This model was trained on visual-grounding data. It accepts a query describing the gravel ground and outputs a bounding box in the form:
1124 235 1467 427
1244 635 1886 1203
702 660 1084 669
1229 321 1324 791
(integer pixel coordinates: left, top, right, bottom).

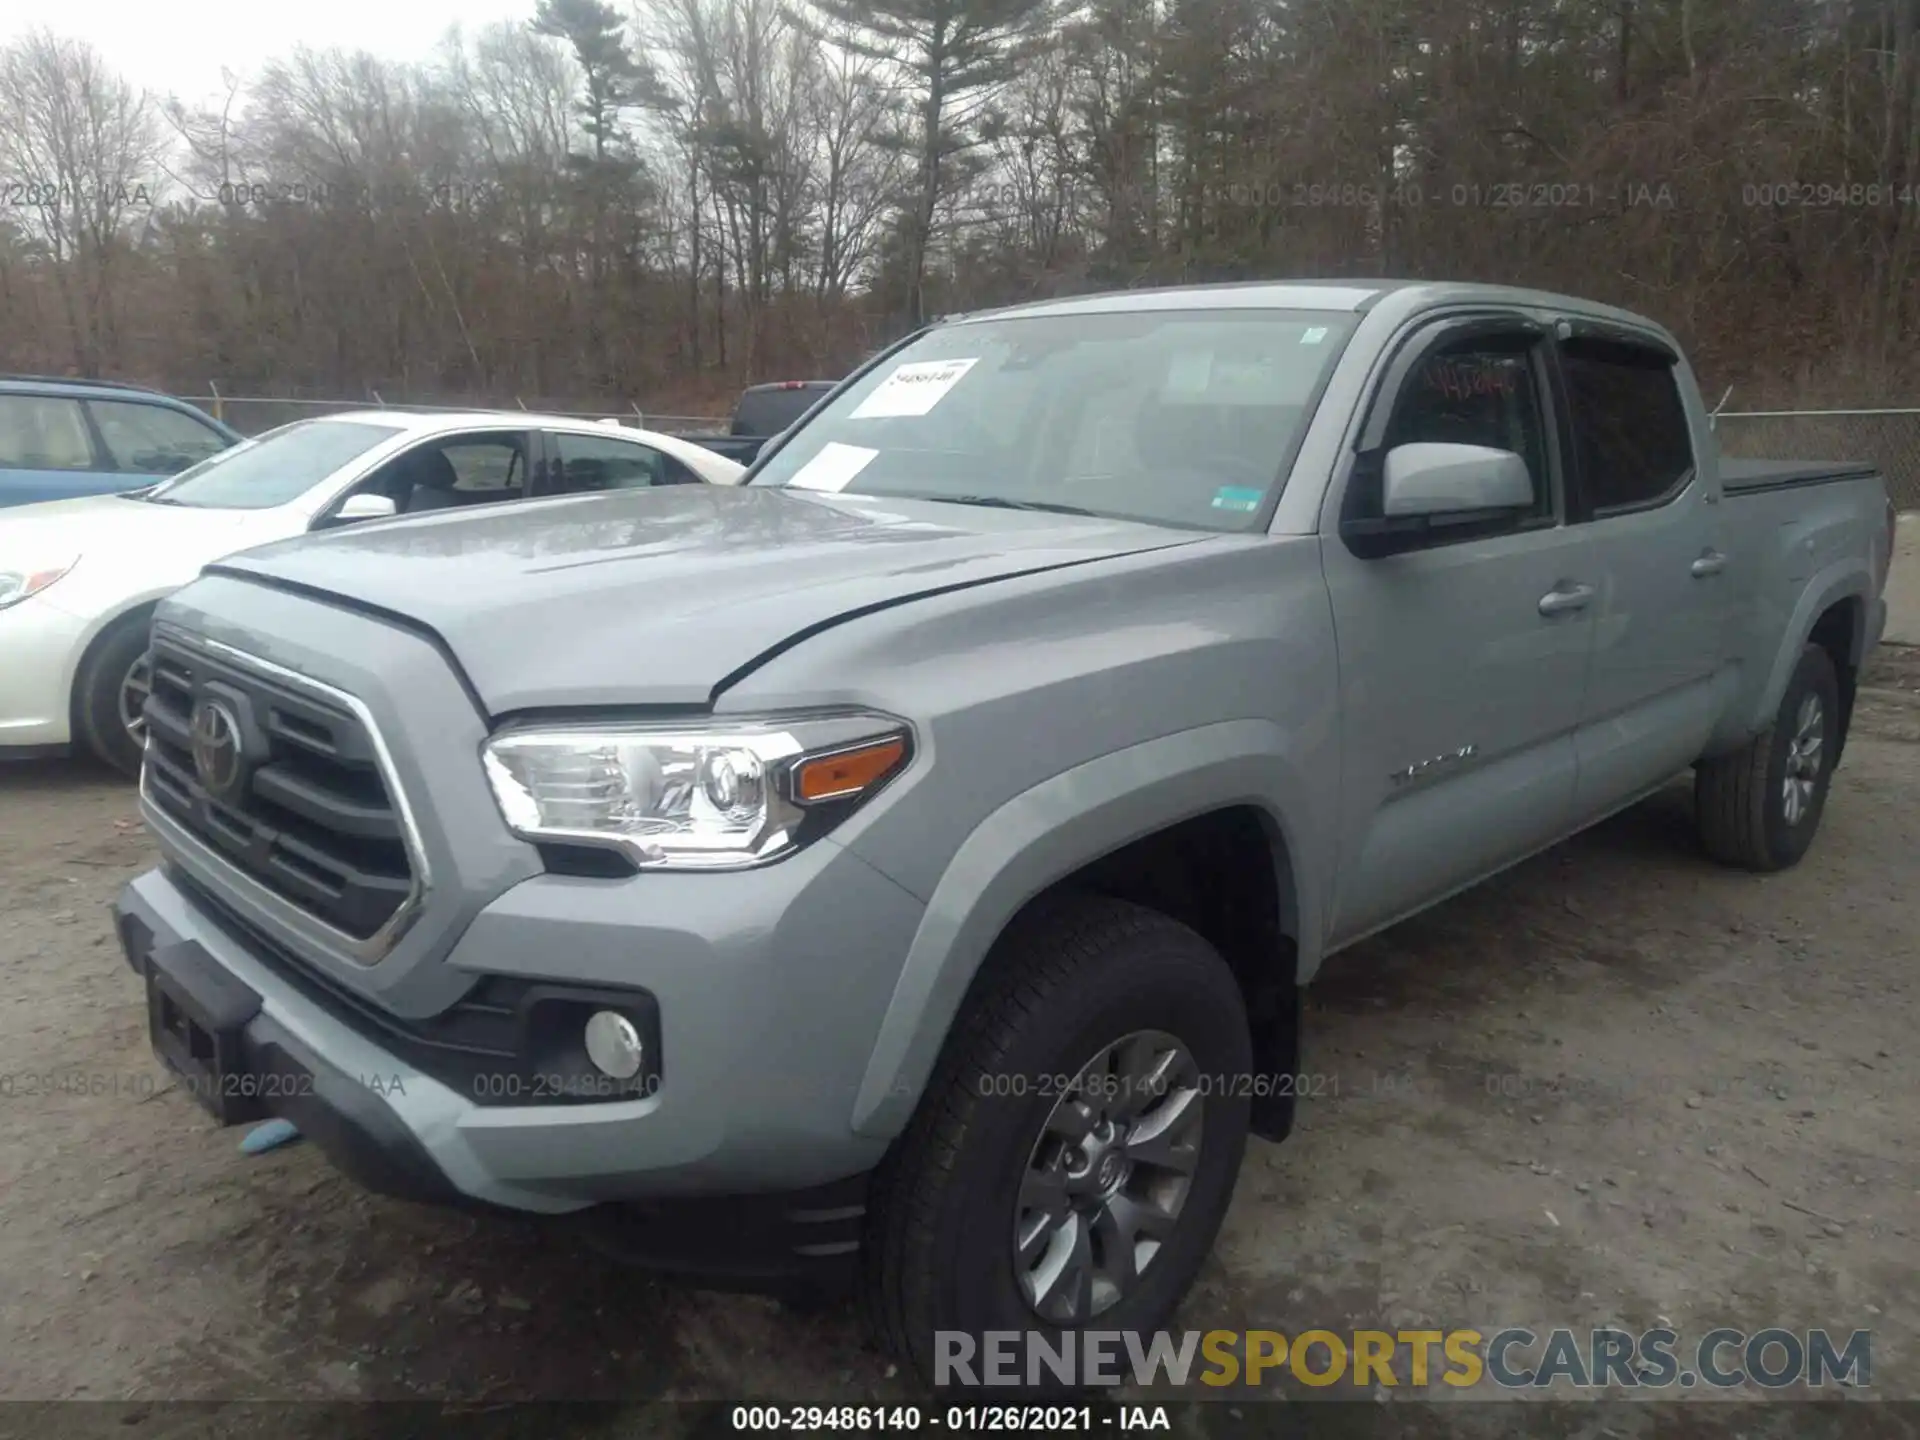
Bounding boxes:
2 651 1916 1437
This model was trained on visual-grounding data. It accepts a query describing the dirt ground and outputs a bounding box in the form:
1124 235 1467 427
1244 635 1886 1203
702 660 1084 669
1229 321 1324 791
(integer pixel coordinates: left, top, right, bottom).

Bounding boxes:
2 652 1917 1436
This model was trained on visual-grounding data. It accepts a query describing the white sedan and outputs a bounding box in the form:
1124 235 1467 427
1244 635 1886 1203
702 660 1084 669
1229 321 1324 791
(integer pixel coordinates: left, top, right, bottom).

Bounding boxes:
0 409 744 775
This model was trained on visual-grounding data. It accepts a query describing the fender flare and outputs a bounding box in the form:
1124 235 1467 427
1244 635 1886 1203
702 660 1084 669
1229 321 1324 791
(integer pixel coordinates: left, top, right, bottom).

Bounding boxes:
1743 561 1870 737
848 719 1322 1139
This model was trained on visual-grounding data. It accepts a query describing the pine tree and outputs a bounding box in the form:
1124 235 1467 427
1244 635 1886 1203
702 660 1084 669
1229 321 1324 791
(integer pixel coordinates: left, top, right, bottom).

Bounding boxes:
793 0 1053 330
532 0 664 162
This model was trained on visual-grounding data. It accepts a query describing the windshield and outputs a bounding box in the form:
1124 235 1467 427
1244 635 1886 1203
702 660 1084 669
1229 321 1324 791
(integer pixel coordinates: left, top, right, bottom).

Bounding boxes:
749 308 1357 530
144 418 403 509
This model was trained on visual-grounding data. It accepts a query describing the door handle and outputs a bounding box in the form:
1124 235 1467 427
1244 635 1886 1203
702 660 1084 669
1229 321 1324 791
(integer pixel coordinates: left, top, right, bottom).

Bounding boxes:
1538 583 1595 616
1691 550 1727 578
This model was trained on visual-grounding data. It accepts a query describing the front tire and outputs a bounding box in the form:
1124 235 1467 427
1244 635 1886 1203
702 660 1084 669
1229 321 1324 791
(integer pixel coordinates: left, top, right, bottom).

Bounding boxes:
1695 643 1840 871
74 615 153 779
862 894 1253 1391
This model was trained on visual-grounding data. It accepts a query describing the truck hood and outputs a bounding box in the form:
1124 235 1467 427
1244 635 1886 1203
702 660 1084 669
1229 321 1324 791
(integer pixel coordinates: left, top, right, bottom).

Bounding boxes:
209 485 1202 713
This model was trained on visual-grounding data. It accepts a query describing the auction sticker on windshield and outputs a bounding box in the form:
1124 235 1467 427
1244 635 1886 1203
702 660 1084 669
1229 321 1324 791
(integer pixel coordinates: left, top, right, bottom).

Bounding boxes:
849 358 979 419
786 441 879 492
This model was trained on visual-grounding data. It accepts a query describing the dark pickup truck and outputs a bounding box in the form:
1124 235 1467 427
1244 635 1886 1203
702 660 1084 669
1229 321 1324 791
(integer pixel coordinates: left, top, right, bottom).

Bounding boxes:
680 380 836 465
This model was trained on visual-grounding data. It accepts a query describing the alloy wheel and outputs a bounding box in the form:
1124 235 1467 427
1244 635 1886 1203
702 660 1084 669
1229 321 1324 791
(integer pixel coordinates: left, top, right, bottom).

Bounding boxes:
1012 1029 1205 1322
1782 692 1824 826
119 655 153 748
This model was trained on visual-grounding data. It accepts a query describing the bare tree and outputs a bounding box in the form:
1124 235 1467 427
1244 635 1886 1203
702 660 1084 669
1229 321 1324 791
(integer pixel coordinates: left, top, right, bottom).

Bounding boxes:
9 0 1920 409
802 27 906 303
0 31 164 373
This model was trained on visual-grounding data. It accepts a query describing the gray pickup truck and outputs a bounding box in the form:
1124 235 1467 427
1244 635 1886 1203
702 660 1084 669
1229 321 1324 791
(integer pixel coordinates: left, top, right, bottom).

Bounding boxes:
114 280 1895 1386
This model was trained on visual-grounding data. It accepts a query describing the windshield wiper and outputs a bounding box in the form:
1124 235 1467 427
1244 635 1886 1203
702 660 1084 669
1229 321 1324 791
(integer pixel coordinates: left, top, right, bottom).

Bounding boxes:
919 494 1100 518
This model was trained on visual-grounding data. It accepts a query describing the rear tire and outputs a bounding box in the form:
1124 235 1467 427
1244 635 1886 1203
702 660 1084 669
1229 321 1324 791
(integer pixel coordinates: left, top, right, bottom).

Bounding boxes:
73 614 153 779
861 893 1252 1391
1695 643 1840 872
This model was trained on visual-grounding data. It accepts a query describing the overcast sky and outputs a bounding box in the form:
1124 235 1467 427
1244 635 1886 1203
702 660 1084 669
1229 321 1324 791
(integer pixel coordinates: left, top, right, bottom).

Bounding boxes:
0 0 537 109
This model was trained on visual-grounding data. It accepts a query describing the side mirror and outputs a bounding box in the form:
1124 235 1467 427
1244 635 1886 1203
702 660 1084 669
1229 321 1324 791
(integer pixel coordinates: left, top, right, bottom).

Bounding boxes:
1341 442 1536 559
335 493 398 523
1381 442 1534 517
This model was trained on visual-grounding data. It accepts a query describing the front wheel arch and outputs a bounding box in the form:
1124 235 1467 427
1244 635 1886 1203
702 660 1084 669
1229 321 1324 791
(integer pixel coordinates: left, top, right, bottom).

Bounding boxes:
848 721 1318 1141
69 602 160 771
859 890 1255 1386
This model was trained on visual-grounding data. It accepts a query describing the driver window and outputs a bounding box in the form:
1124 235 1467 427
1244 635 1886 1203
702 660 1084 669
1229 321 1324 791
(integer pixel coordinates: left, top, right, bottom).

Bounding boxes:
87 400 228 475
344 432 528 517
440 438 526 498
1381 337 1551 523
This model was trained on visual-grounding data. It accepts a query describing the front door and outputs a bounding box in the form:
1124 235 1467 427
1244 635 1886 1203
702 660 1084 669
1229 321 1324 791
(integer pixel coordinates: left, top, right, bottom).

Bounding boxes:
1320 315 1598 946
0 394 110 505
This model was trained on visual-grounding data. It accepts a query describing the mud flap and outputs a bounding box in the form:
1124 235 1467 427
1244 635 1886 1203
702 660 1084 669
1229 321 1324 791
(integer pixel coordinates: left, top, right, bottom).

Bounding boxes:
1247 977 1301 1142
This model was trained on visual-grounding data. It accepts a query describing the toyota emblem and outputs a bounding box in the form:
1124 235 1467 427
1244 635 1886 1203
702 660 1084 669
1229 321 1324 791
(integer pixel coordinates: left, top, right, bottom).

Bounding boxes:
189 697 245 798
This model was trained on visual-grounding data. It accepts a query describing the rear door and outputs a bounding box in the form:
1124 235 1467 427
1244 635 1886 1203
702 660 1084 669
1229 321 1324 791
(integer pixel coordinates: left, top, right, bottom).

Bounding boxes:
1553 326 1726 820
1320 313 1598 945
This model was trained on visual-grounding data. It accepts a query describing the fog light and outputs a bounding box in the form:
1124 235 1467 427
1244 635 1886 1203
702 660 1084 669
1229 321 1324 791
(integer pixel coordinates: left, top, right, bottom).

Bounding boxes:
584 1011 644 1080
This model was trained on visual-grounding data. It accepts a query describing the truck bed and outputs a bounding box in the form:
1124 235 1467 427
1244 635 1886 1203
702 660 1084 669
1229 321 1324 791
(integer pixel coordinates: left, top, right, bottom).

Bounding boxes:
1721 458 1880 494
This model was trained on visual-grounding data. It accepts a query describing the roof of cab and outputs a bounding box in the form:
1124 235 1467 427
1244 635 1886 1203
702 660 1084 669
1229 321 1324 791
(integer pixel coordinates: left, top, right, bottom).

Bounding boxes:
948 278 1669 335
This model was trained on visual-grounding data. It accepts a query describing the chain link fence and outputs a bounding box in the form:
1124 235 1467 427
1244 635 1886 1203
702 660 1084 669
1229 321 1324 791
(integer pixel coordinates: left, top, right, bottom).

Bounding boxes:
1715 410 1920 511
182 393 727 438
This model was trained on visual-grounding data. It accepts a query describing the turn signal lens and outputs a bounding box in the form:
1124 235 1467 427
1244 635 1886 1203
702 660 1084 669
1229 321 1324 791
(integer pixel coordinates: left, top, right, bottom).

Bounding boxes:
482 712 911 869
0 557 79 611
793 736 907 803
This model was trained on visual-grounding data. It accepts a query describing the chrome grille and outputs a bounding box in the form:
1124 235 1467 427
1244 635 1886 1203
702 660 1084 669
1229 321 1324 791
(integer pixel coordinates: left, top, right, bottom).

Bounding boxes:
140 633 418 947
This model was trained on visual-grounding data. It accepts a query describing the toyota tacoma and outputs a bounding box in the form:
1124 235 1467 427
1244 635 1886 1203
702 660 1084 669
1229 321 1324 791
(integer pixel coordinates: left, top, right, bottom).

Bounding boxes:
112 280 1896 1386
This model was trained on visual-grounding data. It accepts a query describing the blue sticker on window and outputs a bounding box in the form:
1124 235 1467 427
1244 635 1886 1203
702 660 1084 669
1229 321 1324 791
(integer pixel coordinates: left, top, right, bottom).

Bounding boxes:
1210 486 1265 513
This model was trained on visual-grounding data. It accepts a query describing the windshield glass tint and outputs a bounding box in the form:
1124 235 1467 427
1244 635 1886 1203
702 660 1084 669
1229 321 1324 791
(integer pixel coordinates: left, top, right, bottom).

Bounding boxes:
147 419 401 509
749 309 1356 530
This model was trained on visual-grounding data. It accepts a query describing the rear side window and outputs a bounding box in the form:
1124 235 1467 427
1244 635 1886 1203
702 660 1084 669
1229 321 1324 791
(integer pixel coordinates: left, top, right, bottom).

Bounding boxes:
88 399 229 475
1559 339 1694 512
0 395 95 471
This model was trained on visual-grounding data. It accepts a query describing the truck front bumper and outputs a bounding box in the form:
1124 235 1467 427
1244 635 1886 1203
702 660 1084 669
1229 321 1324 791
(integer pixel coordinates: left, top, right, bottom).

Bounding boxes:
112 852 917 1286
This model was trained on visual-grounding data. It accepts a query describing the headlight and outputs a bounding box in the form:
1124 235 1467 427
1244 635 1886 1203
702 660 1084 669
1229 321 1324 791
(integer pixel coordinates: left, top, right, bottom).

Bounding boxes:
0 557 79 611
481 712 911 869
